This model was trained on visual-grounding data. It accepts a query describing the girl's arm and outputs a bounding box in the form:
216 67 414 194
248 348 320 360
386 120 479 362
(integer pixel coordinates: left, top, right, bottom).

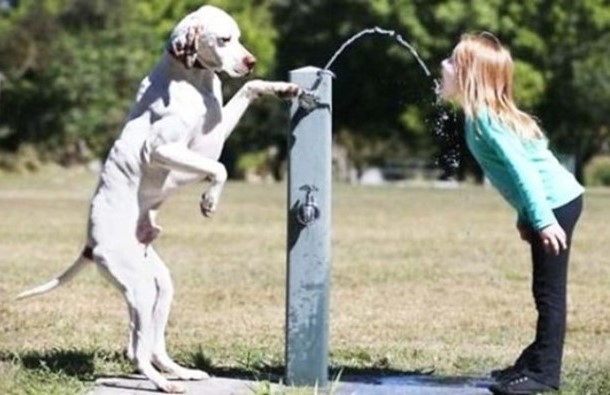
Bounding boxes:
475 114 556 231
479 116 567 254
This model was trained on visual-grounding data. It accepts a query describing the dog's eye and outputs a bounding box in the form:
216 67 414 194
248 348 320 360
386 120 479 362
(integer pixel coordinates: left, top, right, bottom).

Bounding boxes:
219 37 231 44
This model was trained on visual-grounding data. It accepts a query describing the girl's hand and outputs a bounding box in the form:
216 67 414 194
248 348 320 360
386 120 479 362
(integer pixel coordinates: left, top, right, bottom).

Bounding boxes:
538 223 567 255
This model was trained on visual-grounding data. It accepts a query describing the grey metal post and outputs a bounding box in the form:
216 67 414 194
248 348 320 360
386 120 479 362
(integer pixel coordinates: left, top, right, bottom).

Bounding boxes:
286 66 332 387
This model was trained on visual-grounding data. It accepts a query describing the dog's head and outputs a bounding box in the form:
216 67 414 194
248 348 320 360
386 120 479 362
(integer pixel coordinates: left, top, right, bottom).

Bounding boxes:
167 5 256 77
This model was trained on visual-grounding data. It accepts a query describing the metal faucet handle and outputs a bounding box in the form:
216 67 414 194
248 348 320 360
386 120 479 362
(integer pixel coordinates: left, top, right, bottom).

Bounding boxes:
298 89 320 111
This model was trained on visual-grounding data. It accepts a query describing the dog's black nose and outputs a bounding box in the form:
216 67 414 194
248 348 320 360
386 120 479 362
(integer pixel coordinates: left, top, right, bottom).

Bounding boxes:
243 55 257 70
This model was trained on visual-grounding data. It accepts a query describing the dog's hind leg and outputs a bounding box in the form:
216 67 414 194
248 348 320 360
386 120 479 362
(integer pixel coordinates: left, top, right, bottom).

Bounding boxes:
130 272 187 393
147 248 210 380
125 304 137 363
96 246 186 393
95 257 138 364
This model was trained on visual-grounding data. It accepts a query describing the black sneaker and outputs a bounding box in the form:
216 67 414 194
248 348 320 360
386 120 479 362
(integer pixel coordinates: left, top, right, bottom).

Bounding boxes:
490 365 520 382
489 374 555 395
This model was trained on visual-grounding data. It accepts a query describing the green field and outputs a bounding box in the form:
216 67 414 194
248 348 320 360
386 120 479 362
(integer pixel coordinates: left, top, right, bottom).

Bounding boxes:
1 169 609 394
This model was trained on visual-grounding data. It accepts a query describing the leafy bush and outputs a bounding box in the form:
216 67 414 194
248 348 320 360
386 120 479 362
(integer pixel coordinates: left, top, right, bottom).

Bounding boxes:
0 0 280 165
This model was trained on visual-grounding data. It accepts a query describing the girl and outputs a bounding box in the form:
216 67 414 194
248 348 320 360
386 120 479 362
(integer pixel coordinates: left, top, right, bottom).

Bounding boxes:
438 33 584 395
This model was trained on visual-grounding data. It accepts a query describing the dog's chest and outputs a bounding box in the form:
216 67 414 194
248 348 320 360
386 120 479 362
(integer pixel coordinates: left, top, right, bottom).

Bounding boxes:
189 93 224 160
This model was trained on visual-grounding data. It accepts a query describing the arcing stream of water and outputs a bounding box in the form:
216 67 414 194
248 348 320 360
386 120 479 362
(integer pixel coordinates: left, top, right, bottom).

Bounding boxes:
298 26 461 177
298 26 432 109
322 26 431 76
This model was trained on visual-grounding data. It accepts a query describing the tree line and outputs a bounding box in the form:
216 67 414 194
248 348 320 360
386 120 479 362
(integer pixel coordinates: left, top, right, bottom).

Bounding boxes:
0 0 608 182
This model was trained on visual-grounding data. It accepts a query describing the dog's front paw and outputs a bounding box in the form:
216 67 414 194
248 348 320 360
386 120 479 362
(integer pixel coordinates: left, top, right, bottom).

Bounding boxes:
245 80 301 100
269 82 301 99
200 191 219 218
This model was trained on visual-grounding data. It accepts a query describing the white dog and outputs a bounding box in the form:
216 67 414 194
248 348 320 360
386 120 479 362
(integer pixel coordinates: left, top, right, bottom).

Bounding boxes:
17 5 300 393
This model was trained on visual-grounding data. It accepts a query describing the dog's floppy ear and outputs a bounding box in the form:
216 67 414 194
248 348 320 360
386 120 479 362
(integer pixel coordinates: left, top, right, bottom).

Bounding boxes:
168 23 204 69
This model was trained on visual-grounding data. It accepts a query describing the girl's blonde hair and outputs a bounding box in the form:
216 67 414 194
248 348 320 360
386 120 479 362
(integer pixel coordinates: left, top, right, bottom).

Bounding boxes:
452 32 544 139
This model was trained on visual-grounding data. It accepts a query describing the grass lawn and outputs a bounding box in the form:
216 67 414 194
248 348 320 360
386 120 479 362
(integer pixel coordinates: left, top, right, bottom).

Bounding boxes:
1 168 609 394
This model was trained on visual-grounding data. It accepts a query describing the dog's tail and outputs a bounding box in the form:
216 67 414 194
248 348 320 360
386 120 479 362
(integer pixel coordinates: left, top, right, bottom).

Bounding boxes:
16 246 93 300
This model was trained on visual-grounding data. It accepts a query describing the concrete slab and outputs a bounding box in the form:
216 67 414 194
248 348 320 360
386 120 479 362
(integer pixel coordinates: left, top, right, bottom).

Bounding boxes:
91 374 494 395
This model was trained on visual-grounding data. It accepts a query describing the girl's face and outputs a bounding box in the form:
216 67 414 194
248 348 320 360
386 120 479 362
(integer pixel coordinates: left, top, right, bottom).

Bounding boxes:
438 56 459 101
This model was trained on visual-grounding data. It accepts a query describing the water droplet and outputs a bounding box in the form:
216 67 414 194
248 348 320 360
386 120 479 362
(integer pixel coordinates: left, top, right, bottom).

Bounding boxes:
431 101 461 177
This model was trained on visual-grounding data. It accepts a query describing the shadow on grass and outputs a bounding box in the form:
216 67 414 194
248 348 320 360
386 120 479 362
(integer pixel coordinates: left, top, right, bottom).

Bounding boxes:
0 349 126 381
0 347 491 390
187 348 492 389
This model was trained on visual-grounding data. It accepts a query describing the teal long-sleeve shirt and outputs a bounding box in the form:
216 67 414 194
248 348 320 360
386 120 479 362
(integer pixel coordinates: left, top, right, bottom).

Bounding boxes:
465 109 584 230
